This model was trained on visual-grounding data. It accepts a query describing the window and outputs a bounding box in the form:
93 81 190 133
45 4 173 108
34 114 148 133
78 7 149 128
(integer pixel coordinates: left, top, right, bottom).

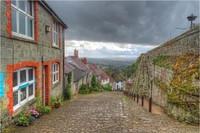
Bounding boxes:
52 20 58 47
13 67 35 110
11 0 34 39
52 63 59 84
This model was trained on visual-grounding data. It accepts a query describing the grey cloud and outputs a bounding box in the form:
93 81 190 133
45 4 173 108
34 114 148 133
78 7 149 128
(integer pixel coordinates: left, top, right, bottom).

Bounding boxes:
47 1 199 45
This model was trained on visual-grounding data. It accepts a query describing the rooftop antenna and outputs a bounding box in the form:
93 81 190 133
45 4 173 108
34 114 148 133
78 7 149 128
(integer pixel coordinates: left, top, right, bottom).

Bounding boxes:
187 14 197 29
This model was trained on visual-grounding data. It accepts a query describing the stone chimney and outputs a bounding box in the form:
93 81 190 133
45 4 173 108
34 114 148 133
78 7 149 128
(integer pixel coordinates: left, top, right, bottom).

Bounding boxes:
81 57 87 65
74 49 78 58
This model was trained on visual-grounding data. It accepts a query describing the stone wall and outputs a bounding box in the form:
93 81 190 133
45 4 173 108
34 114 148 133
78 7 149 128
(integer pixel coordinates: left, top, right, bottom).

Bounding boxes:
132 26 200 124
0 1 65 129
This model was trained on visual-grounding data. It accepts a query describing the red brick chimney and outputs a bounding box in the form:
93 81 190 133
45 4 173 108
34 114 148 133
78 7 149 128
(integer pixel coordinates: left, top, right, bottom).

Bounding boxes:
81 57 87 65
74 49 78 58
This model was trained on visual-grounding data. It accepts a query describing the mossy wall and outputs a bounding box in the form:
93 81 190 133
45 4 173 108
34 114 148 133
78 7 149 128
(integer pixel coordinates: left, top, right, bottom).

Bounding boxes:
132 26 200 124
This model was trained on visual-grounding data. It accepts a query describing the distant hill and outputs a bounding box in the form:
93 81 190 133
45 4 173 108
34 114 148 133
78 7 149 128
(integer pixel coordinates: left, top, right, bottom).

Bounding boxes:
87 58 135 68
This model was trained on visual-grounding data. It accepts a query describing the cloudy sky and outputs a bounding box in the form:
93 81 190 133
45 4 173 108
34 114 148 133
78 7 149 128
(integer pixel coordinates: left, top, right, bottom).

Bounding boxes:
47 0 199 59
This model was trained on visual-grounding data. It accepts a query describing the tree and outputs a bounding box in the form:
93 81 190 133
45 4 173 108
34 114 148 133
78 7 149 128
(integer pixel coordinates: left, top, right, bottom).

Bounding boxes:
91 76 97 88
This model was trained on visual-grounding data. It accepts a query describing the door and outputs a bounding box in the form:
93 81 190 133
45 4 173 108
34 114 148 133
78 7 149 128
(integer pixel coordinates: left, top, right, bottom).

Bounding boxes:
42 65 49 105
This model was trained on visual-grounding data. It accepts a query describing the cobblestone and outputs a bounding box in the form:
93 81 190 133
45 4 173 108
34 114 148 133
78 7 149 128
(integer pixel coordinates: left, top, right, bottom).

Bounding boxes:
8 92 200 133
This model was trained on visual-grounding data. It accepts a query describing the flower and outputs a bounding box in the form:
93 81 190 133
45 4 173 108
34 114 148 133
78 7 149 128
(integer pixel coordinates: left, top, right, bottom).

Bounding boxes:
24 114 29 117
30 110 39 116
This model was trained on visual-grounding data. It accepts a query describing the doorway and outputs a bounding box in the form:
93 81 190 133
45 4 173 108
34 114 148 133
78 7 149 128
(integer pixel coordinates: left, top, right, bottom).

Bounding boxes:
42 65 50 105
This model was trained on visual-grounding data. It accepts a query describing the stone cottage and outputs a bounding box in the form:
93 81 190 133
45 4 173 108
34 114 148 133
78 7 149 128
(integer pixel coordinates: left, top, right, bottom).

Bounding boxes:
0 0 67 128
100 71 110 85
64 62 75 95
87 64 102 82
65 50 91 93
112 73 126 91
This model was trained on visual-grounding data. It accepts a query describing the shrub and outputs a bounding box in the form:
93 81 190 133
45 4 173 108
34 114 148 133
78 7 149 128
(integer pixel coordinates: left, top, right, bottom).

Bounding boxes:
64 84 72 100
91 76 97 88
64 72 72 100
38 106 51 114
102 83 112 91
49 97 56 108
16 112 31 127
79 84 90 94
90 87 101 92
36 97 42 108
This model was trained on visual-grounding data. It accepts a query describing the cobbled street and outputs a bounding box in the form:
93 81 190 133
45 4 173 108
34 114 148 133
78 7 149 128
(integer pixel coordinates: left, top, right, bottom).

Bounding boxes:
10 92 199 133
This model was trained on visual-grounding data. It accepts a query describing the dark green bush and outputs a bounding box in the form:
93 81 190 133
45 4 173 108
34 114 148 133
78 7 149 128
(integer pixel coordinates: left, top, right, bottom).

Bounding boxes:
39 106 51 114
90 87 101 92
79 84 90 94
64 84 72 100
102 83 112 91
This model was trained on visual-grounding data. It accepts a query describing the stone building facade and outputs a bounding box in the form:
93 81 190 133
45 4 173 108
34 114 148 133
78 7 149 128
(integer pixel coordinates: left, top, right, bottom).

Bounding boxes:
0 0 67 129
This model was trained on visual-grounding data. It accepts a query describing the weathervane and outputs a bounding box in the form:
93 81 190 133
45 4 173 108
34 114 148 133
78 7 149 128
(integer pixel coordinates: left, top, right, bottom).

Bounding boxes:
187 14 197 29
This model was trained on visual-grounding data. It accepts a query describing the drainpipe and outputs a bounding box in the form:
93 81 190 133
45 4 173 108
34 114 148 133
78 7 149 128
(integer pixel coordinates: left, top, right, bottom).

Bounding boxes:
63 29 67 98
41 56 44 105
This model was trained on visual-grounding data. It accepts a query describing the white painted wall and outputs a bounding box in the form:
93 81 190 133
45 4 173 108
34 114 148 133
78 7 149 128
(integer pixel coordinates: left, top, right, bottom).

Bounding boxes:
101 78 110 85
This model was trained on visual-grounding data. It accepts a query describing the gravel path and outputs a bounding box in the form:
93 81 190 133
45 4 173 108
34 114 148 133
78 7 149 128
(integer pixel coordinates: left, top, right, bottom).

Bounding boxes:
6 92 199 133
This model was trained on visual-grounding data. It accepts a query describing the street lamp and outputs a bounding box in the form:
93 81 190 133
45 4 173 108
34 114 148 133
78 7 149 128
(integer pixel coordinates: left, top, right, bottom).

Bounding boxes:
187 14 197 29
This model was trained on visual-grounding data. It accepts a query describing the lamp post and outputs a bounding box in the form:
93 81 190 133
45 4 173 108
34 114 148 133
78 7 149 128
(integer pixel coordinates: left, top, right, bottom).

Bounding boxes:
187 14 197 29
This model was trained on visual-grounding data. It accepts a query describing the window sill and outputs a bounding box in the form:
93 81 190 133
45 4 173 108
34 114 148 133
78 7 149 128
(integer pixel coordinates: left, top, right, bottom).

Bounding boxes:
12 98 36 117
52 80 61 88
11 35 38 44
52 45 61 50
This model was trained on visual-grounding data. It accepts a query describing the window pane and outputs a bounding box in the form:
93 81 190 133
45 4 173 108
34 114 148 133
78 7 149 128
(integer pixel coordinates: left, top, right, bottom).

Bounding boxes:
54 21 56 31
12 8 17 32
53 33 56 44
27 18 33 37
53 74 55 82
12 0 16 6
20 70 26 83
56 34 58 45
27 1 32 16
13 91 18 106
28 84 33 96
19 13 25 35
53 64 56 72
28 69 33 81
55 23 57 32
19 0 25 11
13 72 18 87
56 73 58 81
20 88 26 101
56 64 58 71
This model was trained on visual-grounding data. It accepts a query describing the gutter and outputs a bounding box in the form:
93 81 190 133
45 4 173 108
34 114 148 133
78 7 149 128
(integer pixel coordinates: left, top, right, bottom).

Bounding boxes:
39 0 68 29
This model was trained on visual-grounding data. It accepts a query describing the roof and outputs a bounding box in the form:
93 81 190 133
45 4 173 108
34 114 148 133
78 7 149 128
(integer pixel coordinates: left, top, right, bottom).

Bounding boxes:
65 62 75 74
112 73 125 82
101 72 109 80
109 76 115 83
87 64 102 76
66 56 89 72
39 0 68 29
72 64 88 82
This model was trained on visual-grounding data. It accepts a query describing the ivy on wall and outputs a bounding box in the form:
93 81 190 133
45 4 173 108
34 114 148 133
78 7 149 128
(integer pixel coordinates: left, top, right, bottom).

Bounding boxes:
64 72 72 100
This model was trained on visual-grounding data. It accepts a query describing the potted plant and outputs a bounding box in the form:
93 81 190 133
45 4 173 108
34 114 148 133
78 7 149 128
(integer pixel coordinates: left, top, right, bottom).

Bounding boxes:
49 97 56 108
30 110 40 118
55 97 63 108
29 116 36 125
16 112 31 127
